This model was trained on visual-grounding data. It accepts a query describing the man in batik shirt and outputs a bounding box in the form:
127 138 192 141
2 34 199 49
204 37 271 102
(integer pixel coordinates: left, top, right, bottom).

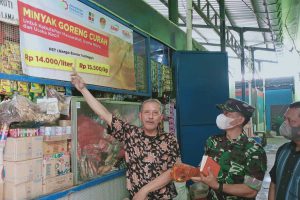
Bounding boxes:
71 73 180 200
192 98 267 200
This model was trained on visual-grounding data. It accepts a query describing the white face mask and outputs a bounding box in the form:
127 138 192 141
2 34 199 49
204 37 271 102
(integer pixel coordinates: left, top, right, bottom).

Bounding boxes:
279 121 300 141
216 114 235 130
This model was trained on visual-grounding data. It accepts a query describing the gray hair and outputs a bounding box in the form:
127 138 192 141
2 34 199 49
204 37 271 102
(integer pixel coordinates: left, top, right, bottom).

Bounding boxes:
141 99 163 113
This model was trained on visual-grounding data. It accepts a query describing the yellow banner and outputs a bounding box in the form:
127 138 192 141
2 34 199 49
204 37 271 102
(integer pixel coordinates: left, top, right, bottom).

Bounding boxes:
24 50 110 76
24 50 74 71
76 59 110 76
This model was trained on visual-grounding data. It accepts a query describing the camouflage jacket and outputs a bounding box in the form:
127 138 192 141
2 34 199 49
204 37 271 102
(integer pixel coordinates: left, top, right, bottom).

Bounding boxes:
205 133 267 200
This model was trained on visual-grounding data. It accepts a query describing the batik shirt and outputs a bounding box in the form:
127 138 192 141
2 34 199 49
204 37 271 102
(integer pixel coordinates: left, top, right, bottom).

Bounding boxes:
107 115 180 199
205 133 267 200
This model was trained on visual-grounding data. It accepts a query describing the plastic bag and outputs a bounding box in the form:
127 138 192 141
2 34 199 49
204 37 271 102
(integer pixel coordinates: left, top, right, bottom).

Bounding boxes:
170 163 201 182
0 94 59 124
189 182 209 200
173 182 190 200
46 88 71 115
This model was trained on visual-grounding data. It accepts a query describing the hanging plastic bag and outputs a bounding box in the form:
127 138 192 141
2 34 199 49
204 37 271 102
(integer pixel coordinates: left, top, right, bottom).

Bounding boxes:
173 182 190 200
189 182 209 200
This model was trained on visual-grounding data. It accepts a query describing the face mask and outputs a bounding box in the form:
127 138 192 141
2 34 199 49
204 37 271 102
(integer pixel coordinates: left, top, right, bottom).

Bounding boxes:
216 114 235 130
279 121 300 141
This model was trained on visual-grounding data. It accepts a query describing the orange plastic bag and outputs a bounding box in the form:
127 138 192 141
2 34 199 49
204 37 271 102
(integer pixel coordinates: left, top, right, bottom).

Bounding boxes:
170 163 201 182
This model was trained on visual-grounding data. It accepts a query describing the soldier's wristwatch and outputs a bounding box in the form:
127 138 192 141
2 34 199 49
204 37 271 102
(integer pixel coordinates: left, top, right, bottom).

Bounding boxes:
217 182 223 193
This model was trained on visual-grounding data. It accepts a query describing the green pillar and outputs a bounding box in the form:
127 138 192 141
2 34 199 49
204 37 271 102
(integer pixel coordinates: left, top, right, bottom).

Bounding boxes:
239 28 246 101
219 0 226 52
168 0 178 25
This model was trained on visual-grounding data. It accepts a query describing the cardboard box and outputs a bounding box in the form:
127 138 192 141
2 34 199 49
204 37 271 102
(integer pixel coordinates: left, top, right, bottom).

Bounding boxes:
43 134 71 142
43 140 68 155
0 182 3 200
42 173 73 195
4 136 43 161
4 179 42 200
42 153 71 179
0 164 4 200
4 158 42 184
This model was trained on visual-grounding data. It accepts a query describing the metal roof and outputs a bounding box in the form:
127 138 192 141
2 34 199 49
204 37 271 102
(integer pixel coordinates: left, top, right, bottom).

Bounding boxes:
143 0 283 58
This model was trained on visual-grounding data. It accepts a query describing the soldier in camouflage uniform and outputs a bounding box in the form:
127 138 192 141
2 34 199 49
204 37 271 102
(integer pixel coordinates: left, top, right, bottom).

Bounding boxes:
192 98 267 200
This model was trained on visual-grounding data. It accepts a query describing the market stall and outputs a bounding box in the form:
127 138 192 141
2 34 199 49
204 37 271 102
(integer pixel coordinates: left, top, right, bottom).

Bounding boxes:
0 1 176 199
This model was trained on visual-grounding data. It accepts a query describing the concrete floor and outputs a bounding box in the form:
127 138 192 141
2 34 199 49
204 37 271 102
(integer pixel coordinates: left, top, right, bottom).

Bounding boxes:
256 136 289 200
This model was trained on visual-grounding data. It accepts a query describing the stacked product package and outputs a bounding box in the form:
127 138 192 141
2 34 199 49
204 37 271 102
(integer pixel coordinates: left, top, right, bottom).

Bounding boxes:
0 40 22 75
0 94 56 200
162 65 173 93
41 120 73 195
0 93 72 199
151 60 159 94
134 55 146 92
3 135 43 200
151 61 173 97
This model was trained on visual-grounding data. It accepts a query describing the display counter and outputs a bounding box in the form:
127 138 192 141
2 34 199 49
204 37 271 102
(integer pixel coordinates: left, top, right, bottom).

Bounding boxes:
71 98 140 184
37 169 128 200
35 98 139 199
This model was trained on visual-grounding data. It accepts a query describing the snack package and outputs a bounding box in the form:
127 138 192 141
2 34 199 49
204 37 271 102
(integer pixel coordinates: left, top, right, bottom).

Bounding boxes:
0 40 22 75
37 98 59 115
17 81 29 96
162 65 173 92
30 83 44 94
46 85 65 95
0 79 13 95
170 163 201 182
46 88 71 116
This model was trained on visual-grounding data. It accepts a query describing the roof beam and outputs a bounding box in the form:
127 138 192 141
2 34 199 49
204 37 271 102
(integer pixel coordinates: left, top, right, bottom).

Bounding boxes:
254 59 277 63
200 43 276 53
192 1 242 57
249 0 268 46
160 0 209 42
199 42 225 47
178 23 271 32
228 56 277 64
159 0 244 56
245 46 276 52
223 3 236 27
